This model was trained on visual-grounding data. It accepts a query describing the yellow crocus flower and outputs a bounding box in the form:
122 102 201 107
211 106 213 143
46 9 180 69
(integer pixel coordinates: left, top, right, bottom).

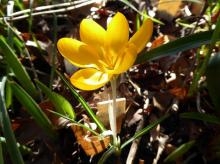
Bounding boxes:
57 12 153 90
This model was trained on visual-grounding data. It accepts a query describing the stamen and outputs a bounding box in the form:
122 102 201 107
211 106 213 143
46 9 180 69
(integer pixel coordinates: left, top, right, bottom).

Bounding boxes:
112 44 127 67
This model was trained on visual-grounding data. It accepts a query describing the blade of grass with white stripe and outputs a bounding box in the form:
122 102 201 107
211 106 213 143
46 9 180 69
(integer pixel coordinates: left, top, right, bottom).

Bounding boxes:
0 77 24 164
0 137 3 164
206 53 220 111
180 112 220 124
0 137 31 156
10 81 57 139
0 36 38 98
98 146 116 164
49 13 57 89
56 70 106 132
189 15 220 96
164 140 195 163
135 30 220 64
5 81 12 109
48 110 99 136
119 0 163 24
121 114 169 149
35 80 75 120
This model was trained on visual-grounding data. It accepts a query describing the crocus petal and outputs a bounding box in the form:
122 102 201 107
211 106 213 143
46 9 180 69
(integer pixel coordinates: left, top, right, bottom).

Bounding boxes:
57 38 101 68
129 18 153 53
107 43 137 74
70 68 112 90
80 19 106 47
106 12 129 53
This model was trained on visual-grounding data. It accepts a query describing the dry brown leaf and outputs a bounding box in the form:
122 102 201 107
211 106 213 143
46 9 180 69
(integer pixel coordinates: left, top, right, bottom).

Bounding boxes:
11 120 21 131
151 35 176 49
157 0 182 21
71 125 110 156
169 87 188 100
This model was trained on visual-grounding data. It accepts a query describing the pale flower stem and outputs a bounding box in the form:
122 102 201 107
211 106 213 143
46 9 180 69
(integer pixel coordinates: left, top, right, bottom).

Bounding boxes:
109 77 117 146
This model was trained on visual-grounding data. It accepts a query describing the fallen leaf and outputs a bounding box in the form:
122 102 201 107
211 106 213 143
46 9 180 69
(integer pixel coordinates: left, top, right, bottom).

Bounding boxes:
71 125 110 156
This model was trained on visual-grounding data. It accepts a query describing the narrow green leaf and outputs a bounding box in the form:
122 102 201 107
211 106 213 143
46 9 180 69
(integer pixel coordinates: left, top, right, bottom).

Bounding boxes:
205 15 220 110
14 0 25 10
164 140 195 163
56 70 106 132
0 77 24 164
119 0 164 24
48 110 99 136
180 112 220 124
10 81 57 139
189 14 220 96
35 80 75 120
49 13 58 89
0 137 3 164
121 114 169 149
206 53 220 111
0 35 38 98
13 36 24 54
5 81 12 109
0 137 31 156
135 30 220 64
98 146 116 164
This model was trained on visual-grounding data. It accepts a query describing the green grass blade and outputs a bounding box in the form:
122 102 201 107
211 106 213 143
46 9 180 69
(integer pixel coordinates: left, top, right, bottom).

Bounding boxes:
121 114 169 149
180 112 220 124
0 77 24 164
98 146 116 164
35 80 75 120
5 81 12 109
56 70 106 132
10 81 57 139
0 137 3 164
49 13 57 89
189 15 220 96
135 30 220 64
14 0 24 10
0 36 38 98
0 137 31 156
164 140 195 163
48 110 99 136
119 0 164 24
206 53 220 111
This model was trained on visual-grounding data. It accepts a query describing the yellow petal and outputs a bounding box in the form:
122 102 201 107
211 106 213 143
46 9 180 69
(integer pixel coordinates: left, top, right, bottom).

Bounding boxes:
80 19 106 47
57 38 100 68
107 43 137 74
129 18 153 53
70 68 112 90
106 12 129 52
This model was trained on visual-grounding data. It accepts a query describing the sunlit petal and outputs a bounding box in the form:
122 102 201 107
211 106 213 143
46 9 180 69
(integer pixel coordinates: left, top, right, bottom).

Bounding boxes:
57 38 100 68
70 68 112 90
129 18 153 53
106 12 129 53
107 43 137 74
80 19 106 47
57 12 153 91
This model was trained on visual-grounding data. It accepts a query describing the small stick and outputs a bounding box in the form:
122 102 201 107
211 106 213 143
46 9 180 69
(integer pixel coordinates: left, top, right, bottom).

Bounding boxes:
152 134 169 164
126 111 145 164
0 0 96 21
